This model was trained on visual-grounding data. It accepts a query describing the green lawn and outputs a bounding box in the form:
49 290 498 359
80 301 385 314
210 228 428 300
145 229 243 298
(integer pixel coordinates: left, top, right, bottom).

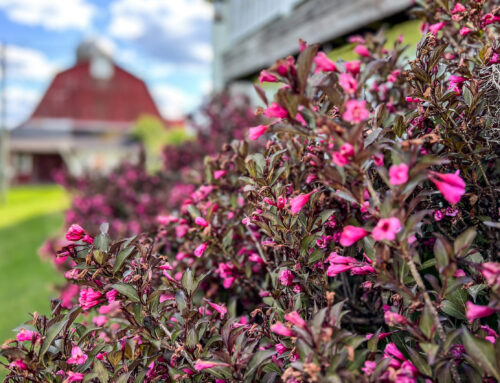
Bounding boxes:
0 185 68 343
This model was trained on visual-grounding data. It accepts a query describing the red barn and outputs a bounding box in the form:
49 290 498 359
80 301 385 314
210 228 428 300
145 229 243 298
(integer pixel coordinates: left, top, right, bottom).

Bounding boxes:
9 40 168 183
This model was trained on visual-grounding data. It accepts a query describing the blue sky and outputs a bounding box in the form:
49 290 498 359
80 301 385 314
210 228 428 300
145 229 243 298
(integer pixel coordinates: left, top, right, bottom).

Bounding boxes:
0 0 213 127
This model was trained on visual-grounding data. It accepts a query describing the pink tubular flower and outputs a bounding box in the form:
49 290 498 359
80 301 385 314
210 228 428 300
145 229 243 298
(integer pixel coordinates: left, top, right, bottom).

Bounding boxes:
385 343 406 361
194 360 230 371
194 242 208 257
66 372 85 382
384 311 409 326
354 45 371 57
265 102 288 119
372 217 402 241
339 143 355 158
106 289 118 302
340 226 368 247
428 170 465 204
78 287 102 311
343 99 369 123
451 3 466 14
248 125 268 140
466 302 495 322
67 345 88 365
480 262 500 286
214 170 227 180
332 152 349 167
259 70 278 83
207 301 227 319
372 153 384 166
65 224 86 241
9 360 28 370
434 210 444 221
290 191 314 214
279 269 294 286
276 343 288 355
339 73 357 94
195 217 209 227
313 52 337 73
429 22 446 35
284 311 307 328
271 322 294 337
361 361 376 376
345 60 361 75
327 263 354 277
16 329 39 342
459 27 471 36
389 163 409 185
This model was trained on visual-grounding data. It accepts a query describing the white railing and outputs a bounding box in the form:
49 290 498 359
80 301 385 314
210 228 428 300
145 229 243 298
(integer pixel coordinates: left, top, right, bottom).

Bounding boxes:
228 0 303 44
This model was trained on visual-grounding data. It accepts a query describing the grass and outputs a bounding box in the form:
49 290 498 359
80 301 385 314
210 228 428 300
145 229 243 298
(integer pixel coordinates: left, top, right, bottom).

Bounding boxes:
0 185 68 343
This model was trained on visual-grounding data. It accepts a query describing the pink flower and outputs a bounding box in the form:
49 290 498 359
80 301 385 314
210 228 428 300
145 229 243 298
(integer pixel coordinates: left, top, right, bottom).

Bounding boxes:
459 26 471 36
207 301 227 319
332 152 349 167
248 125 268 140
65 224 86 241
105 289 118 302
451 3 466 13
276 343 288 355
389 163 409 185
306 173 317 184
385 343 405 361
384 311 409 326
361 360 376 376
92 315 108 326
16 329 39 342
327 263 353 277
259 70 278 83
195 217 209 227
345 60 361 75
271 322 294 337
354 45 371 57
66 372 85 382
454 269 466 277
466 302 495 322
78 287 102 311
339 143 355 158
194 360 230 371
428 170 465 204
214 170 227 180
339 73 357 94
339 226 368 246
67 345 88 365
372 153 384 166
290 191 314 214
372 217 402 241
405 96 423 103
194 242 208 257
284 311 306 328
348 35 365 44
434 210 444 221
481 262 500 286
343 100 369 123
9 360 28 370
279 269 294 286
82 235 93 244
429 22 446 35
313 52 337 73
265 102 288 119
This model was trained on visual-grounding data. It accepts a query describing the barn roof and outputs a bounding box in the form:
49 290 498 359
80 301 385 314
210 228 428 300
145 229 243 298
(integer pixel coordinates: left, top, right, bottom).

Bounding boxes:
29 60 162 125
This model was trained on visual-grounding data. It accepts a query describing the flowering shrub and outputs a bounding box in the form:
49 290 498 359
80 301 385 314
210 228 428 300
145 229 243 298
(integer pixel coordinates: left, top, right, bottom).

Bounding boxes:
2 1 499 382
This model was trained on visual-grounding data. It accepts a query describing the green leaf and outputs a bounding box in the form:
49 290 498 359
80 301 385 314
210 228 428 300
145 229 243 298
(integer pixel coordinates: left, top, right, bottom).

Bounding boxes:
244 349 276 379
419 305 434 338
434 238 449 269
453 228 476 256
462 329 500 380
40 320 68 357
94 233 110 251
113 246 135 274
93 359 109 383
407 347 432 377
111 283 140 303
187 204 201 219
441 300 466 320
463 86 473 107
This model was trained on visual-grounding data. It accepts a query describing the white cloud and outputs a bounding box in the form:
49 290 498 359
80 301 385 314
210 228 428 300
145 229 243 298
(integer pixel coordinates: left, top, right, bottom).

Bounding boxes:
0 0 96 30
1 44 58 81
0 86 40 128
109 0 212 40
151 84 192 120
191 43 213 63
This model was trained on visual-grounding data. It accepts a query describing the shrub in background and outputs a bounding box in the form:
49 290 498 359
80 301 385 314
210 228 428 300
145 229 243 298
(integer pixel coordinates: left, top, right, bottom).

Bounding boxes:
2 1 499 382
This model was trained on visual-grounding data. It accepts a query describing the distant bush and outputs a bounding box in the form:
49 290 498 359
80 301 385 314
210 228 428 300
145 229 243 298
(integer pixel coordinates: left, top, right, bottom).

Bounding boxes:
3 1 499 382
